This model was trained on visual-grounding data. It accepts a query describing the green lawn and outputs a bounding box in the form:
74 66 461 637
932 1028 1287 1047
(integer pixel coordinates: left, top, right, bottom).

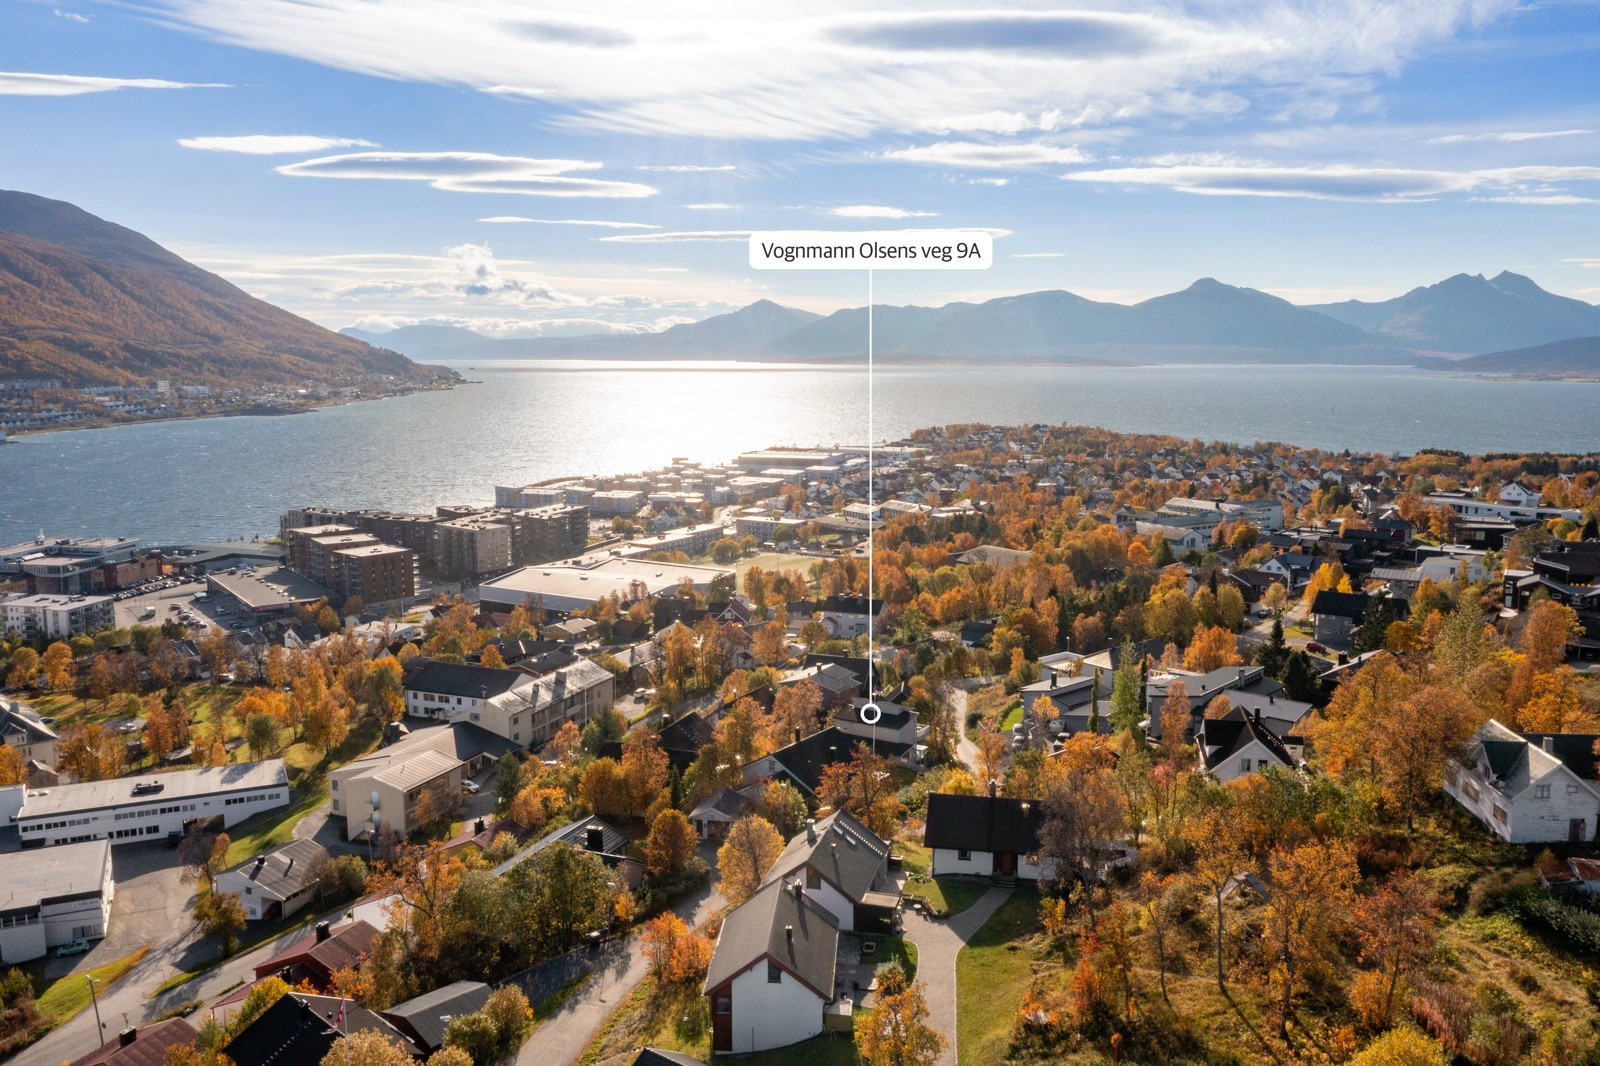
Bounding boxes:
956 888 1040 1066
862 936 918 982
999 702 1025 731
35 946 150 1024
897 843 990 918
223 778 330 866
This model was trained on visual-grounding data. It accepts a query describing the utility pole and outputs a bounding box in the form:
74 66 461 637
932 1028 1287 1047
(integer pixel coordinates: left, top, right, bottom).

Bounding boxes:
86 975 103 1041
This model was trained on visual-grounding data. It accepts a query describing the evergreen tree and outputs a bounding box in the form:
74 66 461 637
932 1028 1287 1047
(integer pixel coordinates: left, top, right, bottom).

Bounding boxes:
1257 617 1288 678
1582 514 1598 542
1087 673 1101 734
1109 641 1144 736
1280 650 1324 705
492 753 523 815
1350 596 1399 655
1153 536 1176 567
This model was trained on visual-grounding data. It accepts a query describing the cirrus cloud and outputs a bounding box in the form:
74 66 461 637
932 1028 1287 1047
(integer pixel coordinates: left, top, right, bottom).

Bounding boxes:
0 70 228 95
828 205 938 218
883 141 1092 169
179 134 377 154
275 151 656 198
1060 159 1600 202
477 216 660 228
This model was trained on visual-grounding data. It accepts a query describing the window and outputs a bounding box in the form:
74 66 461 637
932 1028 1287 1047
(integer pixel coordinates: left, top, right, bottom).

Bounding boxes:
1239 758 1253 773
957 849 971 862
806 868 821 890
767 961 782 983
715 996 731 1014
1492 806 1508 824
1535 784 1551 800
1463 781 1480 801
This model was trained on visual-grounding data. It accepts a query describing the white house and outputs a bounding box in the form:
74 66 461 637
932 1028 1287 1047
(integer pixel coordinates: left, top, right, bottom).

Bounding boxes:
0 840 113 963
704 880 839 1055
924 793 1053 882
1196 709 1299 783
1445 720 1600 843
761 810 897 933
817 596 883 639
215 839 330 921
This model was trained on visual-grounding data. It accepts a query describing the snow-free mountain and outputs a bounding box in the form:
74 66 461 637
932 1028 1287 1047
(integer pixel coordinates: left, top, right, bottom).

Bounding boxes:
351 272 1600 366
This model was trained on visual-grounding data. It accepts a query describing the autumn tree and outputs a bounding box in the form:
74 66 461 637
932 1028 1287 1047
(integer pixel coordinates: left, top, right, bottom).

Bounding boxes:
768 679 826 747
478 643 506 669
1183 625 1243 673
1349 1029 1447 1066
716 814 784 906
856 976 946 1066
620 729 670 816
577 757 630 820
181 830 232 889
1038 734 1125 927
1158 680 1191 761
643 809 697 879
1186 804 1248 992
0 745 24 786
818 745 906 838
320 1030 418 1066
40 642 73 690
751 621 788 665
193 889 247 957
4 647 39 688
1263 839 1360 1037
1354 871 1439 1029
756 779 809 838
58 723 125 782
1519 598 1581 671
642 912 713 988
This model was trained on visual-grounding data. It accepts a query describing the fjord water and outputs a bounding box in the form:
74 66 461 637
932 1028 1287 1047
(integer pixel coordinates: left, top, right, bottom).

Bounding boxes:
4 360 1598 546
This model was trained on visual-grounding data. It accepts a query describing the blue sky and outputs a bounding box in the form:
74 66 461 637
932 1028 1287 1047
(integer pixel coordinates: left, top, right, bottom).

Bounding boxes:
2 0 1598 336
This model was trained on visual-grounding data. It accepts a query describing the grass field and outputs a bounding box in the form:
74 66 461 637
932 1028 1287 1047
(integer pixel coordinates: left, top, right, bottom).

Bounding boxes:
733 552 819 579
898 843 991 919
955 887 1040 1066
35 946 150 1025
863 935 918 982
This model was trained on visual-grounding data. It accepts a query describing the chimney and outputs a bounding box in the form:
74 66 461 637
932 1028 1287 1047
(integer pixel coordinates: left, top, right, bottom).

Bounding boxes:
284 857 293 873
475 818 486 835
794 727 801 745
1542 736 1554 753
315 921 331 942
987 779 997 798
1268 694 1275 705
785 924 794 943
806 820 816 844
119 1027 138 1048
586 826 605 852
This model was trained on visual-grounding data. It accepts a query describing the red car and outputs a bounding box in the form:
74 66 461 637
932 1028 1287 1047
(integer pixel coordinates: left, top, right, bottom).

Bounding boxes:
1305 641 1327 654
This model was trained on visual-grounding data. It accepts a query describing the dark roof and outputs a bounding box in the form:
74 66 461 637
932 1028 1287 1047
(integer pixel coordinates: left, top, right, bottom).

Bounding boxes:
756 727 912 797
1309 590 1370 620
959 619 997 644
385 721 520 763
1519 732 1600 781
402 657 525 699
689 786 756 821
383 980 492 1051
220 838 328 901
834 699 914 731
1196 712 1296 773
924 794 1044 856
71 1018 199 1066
801 654 876 692
704 879 839 998
819 595 883 615
658 708 715 757
483 637 565 665
1106 638 1165 669
225 993 420 1066
763 809 890 903
254 919 379 983
633 1049 706 1066
653 599 710 630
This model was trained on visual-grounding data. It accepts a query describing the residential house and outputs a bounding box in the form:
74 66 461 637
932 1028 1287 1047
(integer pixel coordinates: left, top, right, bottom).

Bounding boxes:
817 596 883 639
1445 720 1600 843
704 879 840 1055
1196 709 1299 783
492 814 641 887
1 696 58 774
760 810 897 933
330 723 514 840
224 991 421 1066
924 793 1051 882
688 786 757 839
1308 590 1371 647
70 1018 200 1066
215 839 330 922
382 981 492 1053
253 919 381 990
742 726 917 802
832 699 921 750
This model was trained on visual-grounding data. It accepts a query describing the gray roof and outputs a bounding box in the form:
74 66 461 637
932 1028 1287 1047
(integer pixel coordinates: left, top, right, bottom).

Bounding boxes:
704 879 839 998
633 1050 706 1066
1 699 56 745
219 838 328 902
762 809 889 904
0 839 109 911
383 980 492 1051
16 760 288 820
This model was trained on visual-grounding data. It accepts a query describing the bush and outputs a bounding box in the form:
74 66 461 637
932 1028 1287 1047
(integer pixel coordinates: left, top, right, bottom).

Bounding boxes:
484 985 533 1049
636 856 709 916
444 1011 498 1063
1467 869 1537 917
1506 888 1600 954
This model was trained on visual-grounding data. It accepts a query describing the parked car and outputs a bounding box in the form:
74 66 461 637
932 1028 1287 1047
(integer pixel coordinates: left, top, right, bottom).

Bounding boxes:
1305 641 1327 653
54 939 89 958
461 779 480 794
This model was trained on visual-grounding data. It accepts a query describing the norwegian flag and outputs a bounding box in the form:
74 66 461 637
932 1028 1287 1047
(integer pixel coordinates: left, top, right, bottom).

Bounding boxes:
323 998 346 1036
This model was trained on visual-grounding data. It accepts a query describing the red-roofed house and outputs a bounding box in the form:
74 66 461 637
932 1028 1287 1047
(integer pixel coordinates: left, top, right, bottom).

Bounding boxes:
71 1017 199 1066
252 919 378 990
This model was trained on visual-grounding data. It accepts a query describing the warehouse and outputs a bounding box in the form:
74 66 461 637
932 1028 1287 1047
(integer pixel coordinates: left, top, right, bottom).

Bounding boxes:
14 761 290 848
477 556 731 614
0 840 114 963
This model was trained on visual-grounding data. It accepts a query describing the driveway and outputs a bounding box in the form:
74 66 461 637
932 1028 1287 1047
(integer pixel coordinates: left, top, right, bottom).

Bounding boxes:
525 839 725 1066
901 886 1012 1066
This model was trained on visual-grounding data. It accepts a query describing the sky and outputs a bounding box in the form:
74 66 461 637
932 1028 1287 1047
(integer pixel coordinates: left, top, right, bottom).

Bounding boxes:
2 0 1599 338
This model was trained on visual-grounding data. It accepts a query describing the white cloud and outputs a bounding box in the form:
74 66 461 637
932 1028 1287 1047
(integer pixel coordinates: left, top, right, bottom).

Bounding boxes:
636 164 738 173
129 0 1517 139
1473 194 1599 205
54 10 89 23
0 71 228 95
599 230 751 243
275 151 656 198
827 205 938 218
1061 160 1600 201
883 141 1091 169
179 134 378 154
969 177 1011 186
1428 129 1593 144
477 216 660 228
684 202 739 210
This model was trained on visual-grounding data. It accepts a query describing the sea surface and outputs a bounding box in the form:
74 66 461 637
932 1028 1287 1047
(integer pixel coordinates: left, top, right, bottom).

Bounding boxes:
4 360 1599 547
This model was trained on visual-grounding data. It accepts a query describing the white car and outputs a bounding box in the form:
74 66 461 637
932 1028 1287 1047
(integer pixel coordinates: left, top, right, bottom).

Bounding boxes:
461 780 480 794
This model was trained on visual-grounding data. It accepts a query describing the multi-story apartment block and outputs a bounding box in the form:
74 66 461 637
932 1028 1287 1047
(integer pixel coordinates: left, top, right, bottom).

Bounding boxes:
329 544 417 604
1 593 115 639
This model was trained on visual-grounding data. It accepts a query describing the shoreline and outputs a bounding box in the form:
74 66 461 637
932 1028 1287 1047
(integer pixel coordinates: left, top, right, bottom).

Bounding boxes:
0 379 461 440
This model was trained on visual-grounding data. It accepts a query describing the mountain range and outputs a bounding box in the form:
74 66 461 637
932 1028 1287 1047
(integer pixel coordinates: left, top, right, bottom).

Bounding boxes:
349 273 1600 370
0 190 447 388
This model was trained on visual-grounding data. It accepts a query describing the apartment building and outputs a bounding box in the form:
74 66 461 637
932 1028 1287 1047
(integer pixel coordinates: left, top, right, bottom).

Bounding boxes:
436 517 513 578
1 593 115 639
328 544 417 603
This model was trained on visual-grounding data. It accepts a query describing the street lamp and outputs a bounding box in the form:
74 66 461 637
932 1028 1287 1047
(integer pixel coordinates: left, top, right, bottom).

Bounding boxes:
86 975 103 1038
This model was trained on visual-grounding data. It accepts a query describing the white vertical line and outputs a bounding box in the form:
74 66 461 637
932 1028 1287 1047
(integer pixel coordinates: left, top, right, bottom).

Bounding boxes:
867 268 874 695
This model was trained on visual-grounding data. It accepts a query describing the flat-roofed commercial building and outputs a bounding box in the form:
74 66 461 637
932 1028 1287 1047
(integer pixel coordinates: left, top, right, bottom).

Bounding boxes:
207 567 330 620
1 593 115 639
736 449 845 472
478 556 732 615
0 537 140 594
590 490 645 515
15 761 289 848
0 840 114 963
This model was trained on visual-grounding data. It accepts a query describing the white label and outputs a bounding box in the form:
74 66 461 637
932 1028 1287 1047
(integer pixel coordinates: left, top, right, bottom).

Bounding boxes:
749 230 992 270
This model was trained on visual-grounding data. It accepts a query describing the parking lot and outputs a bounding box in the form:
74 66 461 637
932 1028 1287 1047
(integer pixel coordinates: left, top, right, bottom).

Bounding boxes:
111 578 256 635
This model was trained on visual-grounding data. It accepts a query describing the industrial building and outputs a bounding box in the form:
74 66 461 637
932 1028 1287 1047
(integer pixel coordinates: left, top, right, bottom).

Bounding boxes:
0 840 114 963
477 555 732 614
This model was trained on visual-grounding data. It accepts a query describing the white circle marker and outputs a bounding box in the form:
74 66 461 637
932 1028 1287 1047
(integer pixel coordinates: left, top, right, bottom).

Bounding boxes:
859 702 882 725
